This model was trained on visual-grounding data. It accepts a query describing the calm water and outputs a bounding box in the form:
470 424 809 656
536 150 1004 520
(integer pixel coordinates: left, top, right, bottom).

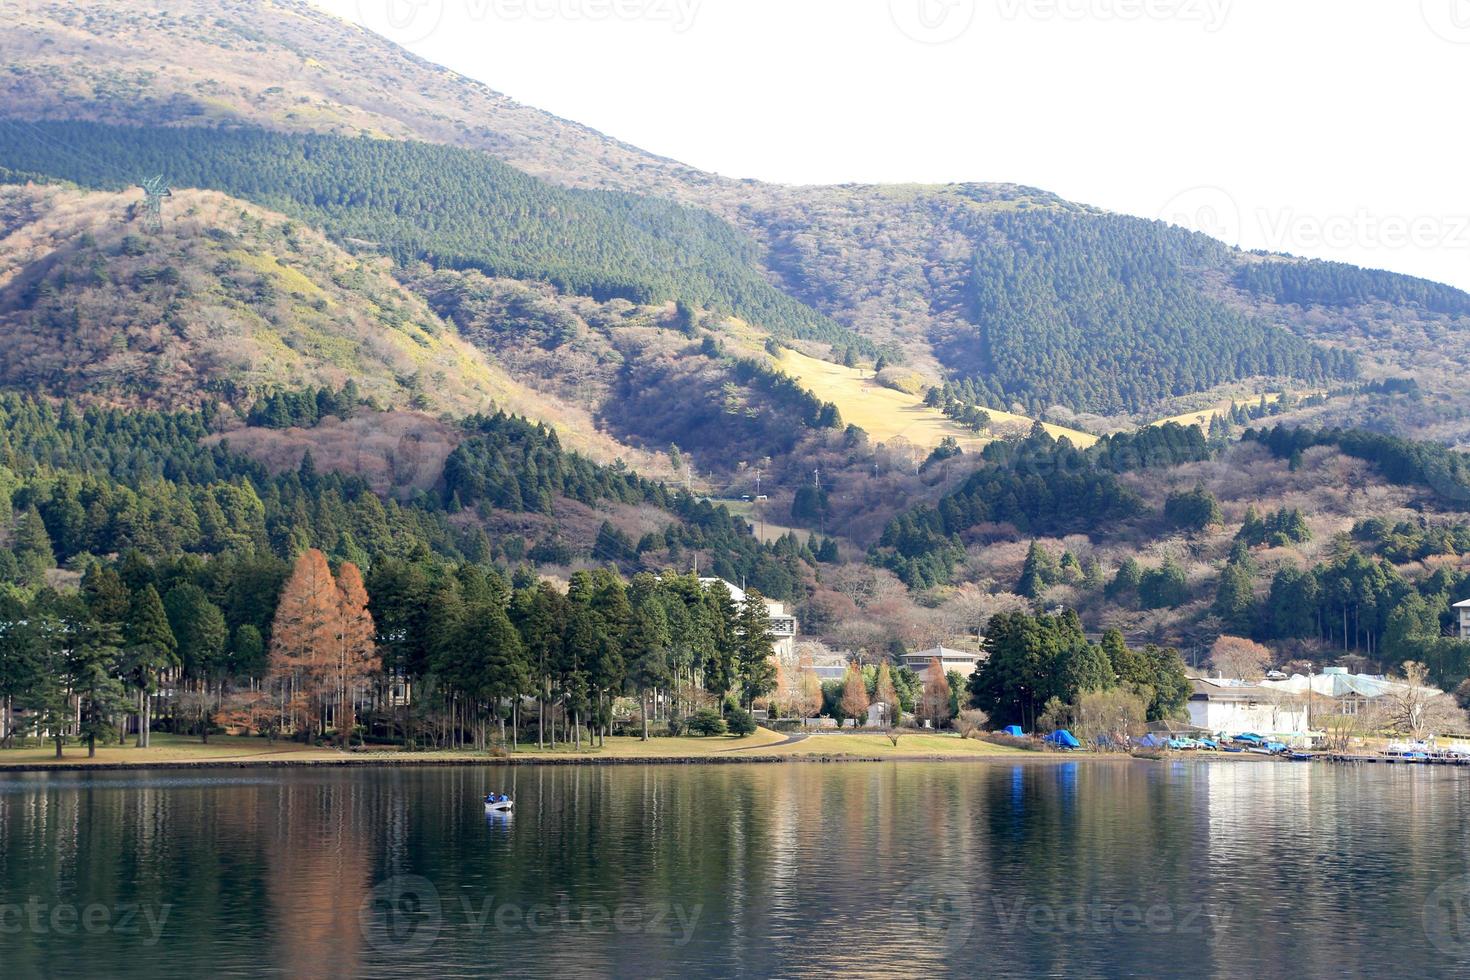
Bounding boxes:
2 759 1470 978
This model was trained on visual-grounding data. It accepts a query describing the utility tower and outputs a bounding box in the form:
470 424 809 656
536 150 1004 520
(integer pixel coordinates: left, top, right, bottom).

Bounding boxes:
138 175 172 232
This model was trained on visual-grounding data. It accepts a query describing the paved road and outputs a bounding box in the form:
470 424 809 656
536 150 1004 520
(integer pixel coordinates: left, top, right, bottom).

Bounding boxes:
723 732 809 752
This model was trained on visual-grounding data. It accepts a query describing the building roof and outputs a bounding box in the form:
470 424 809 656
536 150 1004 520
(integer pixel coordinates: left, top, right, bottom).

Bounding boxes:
904 646 983 662
1454 599 1470 609
1189 677 1279 702
1260 671 1440 700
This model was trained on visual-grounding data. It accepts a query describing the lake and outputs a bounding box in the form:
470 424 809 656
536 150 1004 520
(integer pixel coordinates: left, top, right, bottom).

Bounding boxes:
2 759 1469 978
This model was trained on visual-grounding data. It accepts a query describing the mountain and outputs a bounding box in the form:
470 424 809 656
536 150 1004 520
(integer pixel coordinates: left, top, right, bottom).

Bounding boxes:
5 0 1467 425
0 181 669 469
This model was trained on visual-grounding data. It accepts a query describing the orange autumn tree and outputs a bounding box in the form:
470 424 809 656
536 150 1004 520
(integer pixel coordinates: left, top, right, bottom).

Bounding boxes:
333 561 377 748
269 549 341 737
840 661 870 726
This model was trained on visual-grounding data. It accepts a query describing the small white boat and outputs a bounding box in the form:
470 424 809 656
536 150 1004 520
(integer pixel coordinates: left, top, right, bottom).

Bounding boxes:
484 797 514 813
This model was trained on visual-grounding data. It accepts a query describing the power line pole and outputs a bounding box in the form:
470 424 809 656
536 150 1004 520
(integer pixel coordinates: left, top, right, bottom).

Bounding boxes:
138 174 171 233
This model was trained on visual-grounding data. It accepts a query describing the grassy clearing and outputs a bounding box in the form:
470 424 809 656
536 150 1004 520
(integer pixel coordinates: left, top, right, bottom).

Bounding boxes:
0 733 339 766
760 732 1026 757
0 728 1033 767
772 348 1098 451
1148 392 1285 430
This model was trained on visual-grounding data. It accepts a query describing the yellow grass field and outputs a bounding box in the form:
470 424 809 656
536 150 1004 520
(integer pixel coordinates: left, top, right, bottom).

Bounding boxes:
1149 392 1288 430
773 348 1099 451
0 729 1031 767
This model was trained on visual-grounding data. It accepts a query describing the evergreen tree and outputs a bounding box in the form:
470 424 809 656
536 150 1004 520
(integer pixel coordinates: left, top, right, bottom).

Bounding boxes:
122 584 177 748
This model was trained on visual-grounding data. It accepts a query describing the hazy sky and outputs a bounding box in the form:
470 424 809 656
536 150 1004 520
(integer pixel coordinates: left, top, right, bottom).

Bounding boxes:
317 0 1469 290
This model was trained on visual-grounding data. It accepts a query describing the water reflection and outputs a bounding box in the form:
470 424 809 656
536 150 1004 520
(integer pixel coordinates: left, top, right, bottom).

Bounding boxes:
2 761 1470 978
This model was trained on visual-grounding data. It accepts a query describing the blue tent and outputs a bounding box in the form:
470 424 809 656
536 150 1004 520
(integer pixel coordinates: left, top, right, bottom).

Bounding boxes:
1136 733 1168 748
1003 725 1025 738
1044 729 1081 749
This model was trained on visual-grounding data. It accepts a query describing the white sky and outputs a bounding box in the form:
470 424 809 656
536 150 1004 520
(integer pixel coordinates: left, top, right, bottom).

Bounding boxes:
317 0 1470 290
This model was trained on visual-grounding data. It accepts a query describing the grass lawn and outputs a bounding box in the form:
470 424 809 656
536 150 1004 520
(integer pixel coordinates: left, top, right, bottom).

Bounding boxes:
761 732 1027 757
0 733 340 767
0 728 1038 768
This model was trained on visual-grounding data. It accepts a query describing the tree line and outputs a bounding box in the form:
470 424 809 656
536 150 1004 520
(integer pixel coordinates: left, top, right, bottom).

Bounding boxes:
0 542 786 753
872 424 1211 588
0 392 811 601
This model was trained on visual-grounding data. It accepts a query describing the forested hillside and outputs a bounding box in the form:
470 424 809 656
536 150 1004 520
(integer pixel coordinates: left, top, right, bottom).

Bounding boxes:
959 213 1357 414
4 0 1465 424
0 392 812 598
0 182 509 413
0 120 866 352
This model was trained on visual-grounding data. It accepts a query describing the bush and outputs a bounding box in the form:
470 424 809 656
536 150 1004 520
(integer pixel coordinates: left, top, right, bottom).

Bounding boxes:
686 708 728 737
666 716 685 737
954 709 989 738
726 708 757 736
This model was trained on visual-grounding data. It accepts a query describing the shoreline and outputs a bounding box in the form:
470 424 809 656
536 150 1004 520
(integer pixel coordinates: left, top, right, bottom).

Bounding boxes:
0 750 1138 774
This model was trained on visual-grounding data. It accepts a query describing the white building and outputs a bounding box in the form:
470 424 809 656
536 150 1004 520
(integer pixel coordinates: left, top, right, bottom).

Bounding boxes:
1187 677 1310 736
1190 667 1443 735
1260 666 1441 717
1455 598 1470 639
700 578 798 662
903 646 984 680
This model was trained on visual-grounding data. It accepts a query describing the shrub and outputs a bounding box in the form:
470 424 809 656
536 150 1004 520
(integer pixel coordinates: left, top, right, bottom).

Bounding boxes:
954 709 989 738
686 708 728 736
726 708 757 736
666 716 685 737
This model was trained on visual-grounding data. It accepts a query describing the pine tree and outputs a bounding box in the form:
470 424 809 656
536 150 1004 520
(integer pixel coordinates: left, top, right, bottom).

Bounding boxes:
123 584 177 748
735 592 778 710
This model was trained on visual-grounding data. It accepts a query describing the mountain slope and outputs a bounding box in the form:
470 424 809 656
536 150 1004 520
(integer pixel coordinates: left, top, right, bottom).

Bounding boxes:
2 0 1467 426
0 181 669 469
